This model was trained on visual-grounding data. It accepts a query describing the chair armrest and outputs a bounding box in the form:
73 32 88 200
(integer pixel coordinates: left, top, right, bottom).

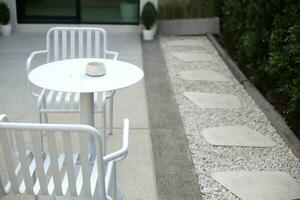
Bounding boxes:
0 114 18 166
26 50 48 76
26 50 48 98
104 119 129 163
105 50 119 60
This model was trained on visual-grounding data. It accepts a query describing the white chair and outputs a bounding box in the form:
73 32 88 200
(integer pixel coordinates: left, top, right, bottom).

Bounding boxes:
26 27 118 135
0 114 129 200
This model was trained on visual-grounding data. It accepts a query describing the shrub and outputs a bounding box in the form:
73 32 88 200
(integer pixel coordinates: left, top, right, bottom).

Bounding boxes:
158 0 184 20
266 1 300 112
141 1 158 30
158 0 219 20
185 0 216 18
0 1 10 25
123 0 138 3
220 0 300 136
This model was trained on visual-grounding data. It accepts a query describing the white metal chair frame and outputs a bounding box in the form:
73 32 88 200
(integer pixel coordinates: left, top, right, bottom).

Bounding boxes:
0 114 129 200
26 27 118 135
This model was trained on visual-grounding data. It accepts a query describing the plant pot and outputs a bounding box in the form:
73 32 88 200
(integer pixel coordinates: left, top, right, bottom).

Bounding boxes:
120 2 138 22
158 17 220 35
143 28 156 41
1 24 12 36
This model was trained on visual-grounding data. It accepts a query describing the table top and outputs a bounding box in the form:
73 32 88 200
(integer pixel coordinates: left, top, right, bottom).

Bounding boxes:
29 58 144 93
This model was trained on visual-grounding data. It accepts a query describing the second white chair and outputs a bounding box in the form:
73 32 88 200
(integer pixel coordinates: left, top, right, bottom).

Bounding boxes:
26 27 118 135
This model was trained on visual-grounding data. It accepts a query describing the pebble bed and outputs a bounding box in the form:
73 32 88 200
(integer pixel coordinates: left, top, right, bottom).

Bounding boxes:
159 36 300 200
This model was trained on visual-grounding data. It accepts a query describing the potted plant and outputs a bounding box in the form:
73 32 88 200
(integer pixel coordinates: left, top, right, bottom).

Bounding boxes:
0 1 11 36
120 0 139 22
141 1 158 40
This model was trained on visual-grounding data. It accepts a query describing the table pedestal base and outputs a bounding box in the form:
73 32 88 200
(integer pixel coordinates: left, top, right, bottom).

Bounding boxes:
80 93 96 157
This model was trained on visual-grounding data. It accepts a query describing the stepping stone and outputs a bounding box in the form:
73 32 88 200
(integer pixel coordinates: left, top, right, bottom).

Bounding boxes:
180 70 230 82
201 126 276 147
212 171 300 200
171 52 214 62
184 92 241 109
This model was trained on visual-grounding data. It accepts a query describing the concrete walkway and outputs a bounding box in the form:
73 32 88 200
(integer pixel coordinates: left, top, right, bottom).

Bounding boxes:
0 32 157 200
142 39 202 200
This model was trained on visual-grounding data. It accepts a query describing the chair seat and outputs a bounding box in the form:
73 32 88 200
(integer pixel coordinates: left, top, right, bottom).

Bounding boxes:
40 90 105 113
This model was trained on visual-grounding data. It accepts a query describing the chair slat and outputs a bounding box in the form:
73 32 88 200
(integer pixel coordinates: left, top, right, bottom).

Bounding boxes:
70 30 76 58
79 134 91 196
61 169 68 195
43 154 51 175
47 176 54 195
75 166 83 196
0 130 19 193
47 132 63 195
90 158 98 196
54 30 60 61
95 31 100 57
62 132 77 196
86 30 92 57
55 91 64 109
14 131 34 194
64 92 73 110
78 30 84 58
73 93 80 110
46 90 55 108
62 30 67 59
30 131 48 195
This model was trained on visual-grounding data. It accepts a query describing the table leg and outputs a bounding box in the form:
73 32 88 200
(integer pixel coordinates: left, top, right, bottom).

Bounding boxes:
109 92 114 135
80 93 96 157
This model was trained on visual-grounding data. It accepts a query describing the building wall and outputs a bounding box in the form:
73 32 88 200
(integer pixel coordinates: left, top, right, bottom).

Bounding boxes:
4 0 157 33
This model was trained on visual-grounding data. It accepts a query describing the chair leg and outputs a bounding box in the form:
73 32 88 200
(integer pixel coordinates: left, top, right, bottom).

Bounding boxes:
39 98 47 154
102 98 106 155
108 95 114 135
42 96 48 124
38 111 43 124
43 112 48 124
38 112 45 154
111 162 117 200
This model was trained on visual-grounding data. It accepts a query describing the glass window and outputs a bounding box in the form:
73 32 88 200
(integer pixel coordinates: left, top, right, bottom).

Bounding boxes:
18 0 139 24
24 0 76 17
81 0 139 23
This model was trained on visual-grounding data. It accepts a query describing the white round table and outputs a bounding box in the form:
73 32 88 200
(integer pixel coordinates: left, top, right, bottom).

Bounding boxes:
29 58 144 155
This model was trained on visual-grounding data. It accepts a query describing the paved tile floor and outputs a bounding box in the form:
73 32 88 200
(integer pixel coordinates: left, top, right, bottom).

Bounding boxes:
0 31 157 200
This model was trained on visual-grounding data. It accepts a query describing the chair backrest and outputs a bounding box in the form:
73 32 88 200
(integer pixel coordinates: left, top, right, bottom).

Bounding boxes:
46 27 109 62
0 116 107 199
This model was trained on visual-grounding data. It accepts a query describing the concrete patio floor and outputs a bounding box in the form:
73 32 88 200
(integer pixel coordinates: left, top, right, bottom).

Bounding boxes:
0 32 157 200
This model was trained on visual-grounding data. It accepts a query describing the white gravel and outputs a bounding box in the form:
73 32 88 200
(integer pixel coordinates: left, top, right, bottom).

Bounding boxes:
159 36 300 200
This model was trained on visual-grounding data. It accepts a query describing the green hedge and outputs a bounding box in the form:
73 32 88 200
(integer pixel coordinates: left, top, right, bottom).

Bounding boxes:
219 0 300 134
158 0 219 19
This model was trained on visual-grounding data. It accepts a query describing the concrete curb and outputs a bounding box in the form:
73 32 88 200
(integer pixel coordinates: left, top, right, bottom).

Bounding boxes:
142 38 203 200
206 33 300 159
